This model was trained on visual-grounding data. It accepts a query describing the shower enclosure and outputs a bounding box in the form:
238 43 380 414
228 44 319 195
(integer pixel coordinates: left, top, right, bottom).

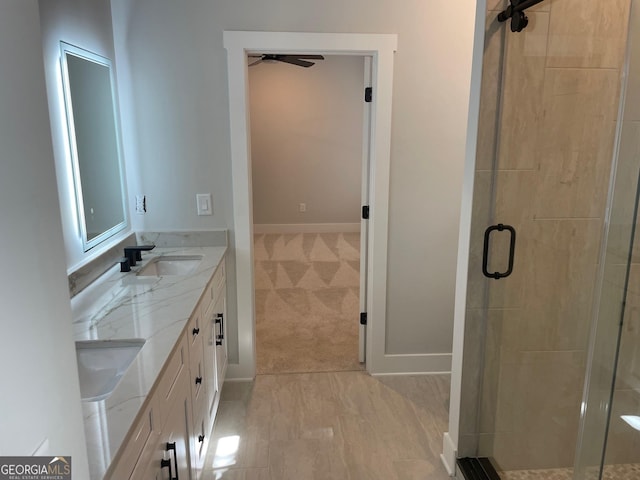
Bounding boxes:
456 0 640 478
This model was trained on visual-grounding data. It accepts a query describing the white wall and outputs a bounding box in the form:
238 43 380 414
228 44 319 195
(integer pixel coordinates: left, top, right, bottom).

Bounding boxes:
39 0 132 272
249 55 364 225
0 1 90 476
112 0 477 364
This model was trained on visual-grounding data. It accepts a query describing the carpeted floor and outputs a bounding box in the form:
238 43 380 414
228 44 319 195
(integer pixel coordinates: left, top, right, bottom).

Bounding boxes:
253 232 364 374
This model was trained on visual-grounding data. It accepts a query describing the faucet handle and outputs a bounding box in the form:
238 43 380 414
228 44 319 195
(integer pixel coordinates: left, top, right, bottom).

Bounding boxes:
124 244 156 266
125 244 156 251
119 257 131 272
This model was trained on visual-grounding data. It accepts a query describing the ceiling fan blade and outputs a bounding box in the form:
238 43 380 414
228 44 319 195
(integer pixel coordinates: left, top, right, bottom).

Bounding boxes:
285 55 325 60
278 57 315 68
248 59 263 67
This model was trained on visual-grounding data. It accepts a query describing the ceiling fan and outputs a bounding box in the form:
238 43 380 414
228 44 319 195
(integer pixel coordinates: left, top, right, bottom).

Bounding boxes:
248 54 325 68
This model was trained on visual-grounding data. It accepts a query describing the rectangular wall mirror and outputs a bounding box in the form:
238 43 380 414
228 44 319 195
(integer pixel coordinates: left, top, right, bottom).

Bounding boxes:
60 42 127 252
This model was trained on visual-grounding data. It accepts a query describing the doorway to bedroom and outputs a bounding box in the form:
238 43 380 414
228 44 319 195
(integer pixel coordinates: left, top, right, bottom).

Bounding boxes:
248 54 368 374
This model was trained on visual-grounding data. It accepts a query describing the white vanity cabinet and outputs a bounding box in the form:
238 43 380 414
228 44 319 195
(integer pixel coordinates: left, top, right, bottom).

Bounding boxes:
190 260 226 478
102 254 227 480
131 364 191 480
203 299 220 427
107 332 192 480
187 304 209 477
202 262 226 437
214 288 227 398
156 335 192 480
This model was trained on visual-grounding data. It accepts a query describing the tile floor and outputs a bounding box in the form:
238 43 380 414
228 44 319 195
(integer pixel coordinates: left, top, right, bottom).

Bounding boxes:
201 372 452 480
245 234 640 479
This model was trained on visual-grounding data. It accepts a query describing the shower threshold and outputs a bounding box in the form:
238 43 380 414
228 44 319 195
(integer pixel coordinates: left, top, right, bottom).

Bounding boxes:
457 457 501 480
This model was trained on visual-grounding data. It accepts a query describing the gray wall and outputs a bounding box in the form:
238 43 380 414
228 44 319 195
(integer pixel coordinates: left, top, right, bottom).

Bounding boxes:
0 1 89 475
111 0 474 361
249 55 364 226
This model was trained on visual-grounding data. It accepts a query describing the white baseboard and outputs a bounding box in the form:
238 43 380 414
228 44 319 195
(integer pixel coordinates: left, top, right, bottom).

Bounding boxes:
441 432 457 477
369 353 452 375
371 371 451 377
253 223 361 234
226 363 255 381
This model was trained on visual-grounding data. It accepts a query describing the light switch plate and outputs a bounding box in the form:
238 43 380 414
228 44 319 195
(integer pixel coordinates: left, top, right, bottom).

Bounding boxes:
196 193 213 216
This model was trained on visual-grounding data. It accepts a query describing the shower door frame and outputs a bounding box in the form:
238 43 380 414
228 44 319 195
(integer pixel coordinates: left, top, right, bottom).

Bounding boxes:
442 0 488 473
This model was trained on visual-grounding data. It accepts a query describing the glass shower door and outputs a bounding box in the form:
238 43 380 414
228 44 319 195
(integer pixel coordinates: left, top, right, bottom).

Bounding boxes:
458 0 633 478
575 1 640 478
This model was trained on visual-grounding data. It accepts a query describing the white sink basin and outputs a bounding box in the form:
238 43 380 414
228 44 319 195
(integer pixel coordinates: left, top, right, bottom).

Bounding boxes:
76 339 145 402
137 255 203 276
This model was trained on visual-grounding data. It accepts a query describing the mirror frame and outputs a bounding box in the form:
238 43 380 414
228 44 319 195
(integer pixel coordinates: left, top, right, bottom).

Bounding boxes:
59 41 128 252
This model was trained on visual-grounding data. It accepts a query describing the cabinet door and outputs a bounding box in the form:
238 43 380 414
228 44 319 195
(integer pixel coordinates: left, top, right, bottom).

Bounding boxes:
162 370 192 480
190 402 209 479
203 299 219 430
129 431 163 480
128 341 192 480
107 402 155 479
214 288 227 391
130 427 188 480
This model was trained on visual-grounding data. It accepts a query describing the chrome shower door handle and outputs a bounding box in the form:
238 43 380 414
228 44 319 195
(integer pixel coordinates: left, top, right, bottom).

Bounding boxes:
482 224 516 280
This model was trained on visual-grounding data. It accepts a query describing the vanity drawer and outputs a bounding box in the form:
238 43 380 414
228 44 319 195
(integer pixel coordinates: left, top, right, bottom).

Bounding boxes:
189 341 205 400
191 370 208 448
211 262 225 303
191 402 209 477
156 332 188 423
201 263 225 319
187 305 203 351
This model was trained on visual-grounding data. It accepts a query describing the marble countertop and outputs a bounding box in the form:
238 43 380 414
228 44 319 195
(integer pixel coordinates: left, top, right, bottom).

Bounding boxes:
70 246 226 479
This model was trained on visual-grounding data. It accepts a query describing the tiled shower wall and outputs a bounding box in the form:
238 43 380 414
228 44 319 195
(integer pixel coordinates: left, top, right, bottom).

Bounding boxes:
460 0 631 472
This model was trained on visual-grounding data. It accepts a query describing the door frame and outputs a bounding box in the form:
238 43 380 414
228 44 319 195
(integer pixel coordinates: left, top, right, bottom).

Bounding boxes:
359 56 373 363
223 31 397 379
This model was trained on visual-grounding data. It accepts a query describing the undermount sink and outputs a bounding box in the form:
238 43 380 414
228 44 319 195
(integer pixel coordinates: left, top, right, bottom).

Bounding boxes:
76 339 145 402
136 255 203 277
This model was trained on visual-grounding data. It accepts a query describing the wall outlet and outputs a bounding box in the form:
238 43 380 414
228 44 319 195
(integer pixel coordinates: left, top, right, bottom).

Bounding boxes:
197 193 213 216
135 195 146 214
298 203 306 213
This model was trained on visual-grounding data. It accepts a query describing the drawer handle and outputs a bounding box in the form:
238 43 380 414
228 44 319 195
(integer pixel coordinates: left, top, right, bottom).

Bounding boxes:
192 327 200 336
215 313 224 345
195 376 202 385
198 434 205 443
160 459 173 478
163 442 178 480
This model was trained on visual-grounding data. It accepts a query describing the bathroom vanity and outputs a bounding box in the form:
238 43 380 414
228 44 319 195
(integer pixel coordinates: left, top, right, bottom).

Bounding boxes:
71 245 227 479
